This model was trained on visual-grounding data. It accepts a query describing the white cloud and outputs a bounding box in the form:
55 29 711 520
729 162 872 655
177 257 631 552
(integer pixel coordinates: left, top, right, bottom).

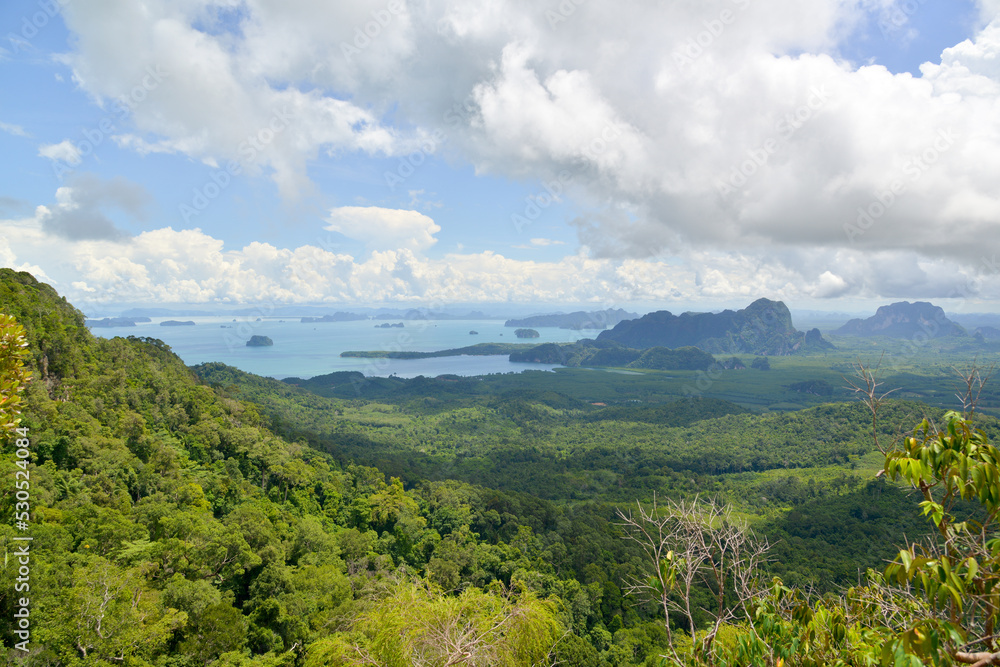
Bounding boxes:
0 237 16 267
4 204 999 310
0 232 52 283
38 140 82 165
514 238 568 249
37 173 151 241
23 0 1000 306
811 270 851 298
57 0 405 200
978 0 1000 25
530 238 565 246
0 122 28 137
325 206 441 252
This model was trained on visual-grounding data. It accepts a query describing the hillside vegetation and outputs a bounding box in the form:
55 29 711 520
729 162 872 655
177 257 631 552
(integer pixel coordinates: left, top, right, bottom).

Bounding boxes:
3 269 997 665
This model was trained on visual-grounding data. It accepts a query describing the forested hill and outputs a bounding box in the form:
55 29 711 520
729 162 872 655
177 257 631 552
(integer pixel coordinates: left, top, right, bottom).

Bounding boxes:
1 269 806 665
4 269 990 665
0 268 93 384
0 270 636 665
196 359 959 491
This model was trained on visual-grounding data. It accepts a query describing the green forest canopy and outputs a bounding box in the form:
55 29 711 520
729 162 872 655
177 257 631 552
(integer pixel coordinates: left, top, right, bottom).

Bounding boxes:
1 268 997 666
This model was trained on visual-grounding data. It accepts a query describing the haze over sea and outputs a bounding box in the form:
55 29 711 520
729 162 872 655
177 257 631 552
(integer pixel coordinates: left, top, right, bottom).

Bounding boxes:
88 317 593 379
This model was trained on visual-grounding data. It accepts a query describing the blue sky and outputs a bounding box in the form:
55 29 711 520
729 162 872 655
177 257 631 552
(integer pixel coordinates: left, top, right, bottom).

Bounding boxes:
1 0 999 314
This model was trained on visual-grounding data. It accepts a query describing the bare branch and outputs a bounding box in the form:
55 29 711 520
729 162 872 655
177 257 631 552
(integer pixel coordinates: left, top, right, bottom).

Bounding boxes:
617 496 771 663
954 650 1000 666
953 358 996 420
843 353 899 455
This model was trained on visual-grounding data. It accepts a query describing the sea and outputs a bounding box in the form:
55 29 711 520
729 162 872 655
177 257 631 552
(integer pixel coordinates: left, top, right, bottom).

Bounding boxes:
88 316 601 379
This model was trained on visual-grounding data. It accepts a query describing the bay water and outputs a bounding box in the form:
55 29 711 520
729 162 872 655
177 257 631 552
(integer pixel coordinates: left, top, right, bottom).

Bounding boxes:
88 316 601 379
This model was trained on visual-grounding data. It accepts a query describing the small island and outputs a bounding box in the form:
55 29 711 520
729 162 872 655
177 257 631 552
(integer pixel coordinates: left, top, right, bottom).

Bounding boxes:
469 330 479 335
340 342 534 359
86 317 145 328
301 312 366 323
375 322 405 328
514 328 540 339
246 335 274 347
160 320 196 327
504 308 638 330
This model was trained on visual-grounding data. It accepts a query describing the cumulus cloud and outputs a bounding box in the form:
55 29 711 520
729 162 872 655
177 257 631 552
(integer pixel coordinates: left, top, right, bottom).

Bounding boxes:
64 3 998 237
811 270 851 298
28 0 1000 305
0 197 30 218
3 207 998 309
36 173 151 241
978 0 1000 24
325 206 441 252
38 140 82 165
57 0 406 200
0 229 52 283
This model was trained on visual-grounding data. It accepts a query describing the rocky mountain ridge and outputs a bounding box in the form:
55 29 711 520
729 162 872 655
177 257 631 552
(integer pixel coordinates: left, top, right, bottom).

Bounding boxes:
596 298 833 356
834 301 966 338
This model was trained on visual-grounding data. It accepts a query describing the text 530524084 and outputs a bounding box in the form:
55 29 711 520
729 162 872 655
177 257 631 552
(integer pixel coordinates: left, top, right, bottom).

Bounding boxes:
11 425 33 653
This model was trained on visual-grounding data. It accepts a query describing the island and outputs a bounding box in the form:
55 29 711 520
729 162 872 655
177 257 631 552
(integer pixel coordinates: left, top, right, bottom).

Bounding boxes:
375 322 405 328
504 308 638 330
514 328 540 339
340 338 719 372
86 316 149 328
341 343 535 359
246 335 274 347
301 312 367 323
160 320 196 327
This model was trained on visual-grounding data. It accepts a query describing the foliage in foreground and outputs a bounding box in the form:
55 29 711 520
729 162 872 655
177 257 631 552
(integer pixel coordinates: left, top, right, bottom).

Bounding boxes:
305 583 563 666
0 314 30 435
631 410 1000 666
3 269 997 667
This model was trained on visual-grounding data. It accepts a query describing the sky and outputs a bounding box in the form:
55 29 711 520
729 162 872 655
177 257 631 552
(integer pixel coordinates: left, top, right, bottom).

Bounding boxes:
1 0 999 316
